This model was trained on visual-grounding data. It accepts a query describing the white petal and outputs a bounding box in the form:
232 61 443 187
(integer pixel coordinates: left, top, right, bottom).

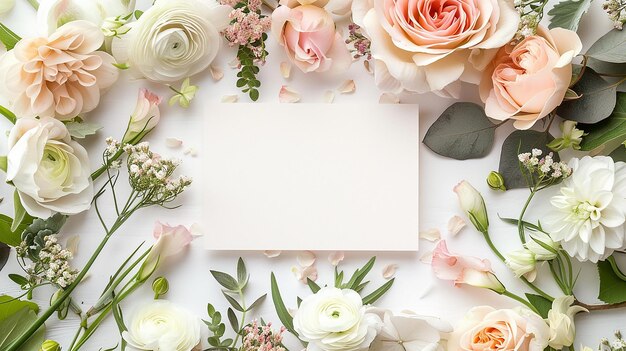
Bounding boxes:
337 80 356 94
264 250 281 258
221 95 238 103
363 60 373 75
382 264 398 279
279 86 300 103
210 65 224 81
280 61 292 79
65 235 80 256
419 228 440 242
419 251 433 264
165 138 183 148
379 93 400 104
447 216 466 236
297 251 316 267
189 223 204 237
328 251 345 266
323 90 335 103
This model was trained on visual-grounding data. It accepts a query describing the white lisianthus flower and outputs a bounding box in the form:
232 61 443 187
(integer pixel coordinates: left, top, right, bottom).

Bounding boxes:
505 248 537 282
37 0 136 35
526 232 559 261
122 300 202 351
293 287 382 351
6 117 93 218
547 296 587 349
453 181 489 233
369 309 451 351
112 0 230 83
544 156 626 262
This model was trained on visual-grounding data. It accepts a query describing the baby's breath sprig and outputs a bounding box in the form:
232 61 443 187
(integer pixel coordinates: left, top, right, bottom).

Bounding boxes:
518 148 572 189
604 0 626 29
513 0 549 42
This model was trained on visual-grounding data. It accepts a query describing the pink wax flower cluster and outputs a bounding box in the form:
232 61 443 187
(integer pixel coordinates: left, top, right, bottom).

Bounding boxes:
220 0 271 64
241 320 286 351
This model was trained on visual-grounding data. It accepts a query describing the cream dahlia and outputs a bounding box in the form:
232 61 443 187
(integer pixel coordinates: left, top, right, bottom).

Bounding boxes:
544 156 626 262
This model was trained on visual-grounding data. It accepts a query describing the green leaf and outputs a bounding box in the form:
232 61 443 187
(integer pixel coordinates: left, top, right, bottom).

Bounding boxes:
8 274 28 287
12 190 27 233
609 144 626 162
598 259 626 303
525 294 553 318
236 257 248 289
0 307 45 351
0 22 21 51
345 257 376 290
547 0 593 31
587 28 626 63
207 303 216 317
0 156 6 172
222 292 245 312
0 243 8 271
134 10 143 19
498 130 558 189
362 278 395 305
270 273 297 337
307 278 321 293
112 62 129 70
587 58 626 76
0 214 28 246
334 268 344 288
0 296 39 322
579 92 626 150
227 307 239 334
210 270 240 291
0 105 16 124
246 294 266 312
250 89 259 102
556 68 617 123
423 102 496 160
65 121 102 139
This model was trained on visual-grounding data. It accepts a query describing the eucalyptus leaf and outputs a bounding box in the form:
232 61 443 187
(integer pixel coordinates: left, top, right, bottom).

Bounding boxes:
547 0 593 31
609 145 626 162
423 102 496 160
587 28 626 63
0 296 39 322
0 307 45 351
579 92 626 150
598 259 626 303
210 270 240 291
525 294 552 318
0 243 8 272
498 130 558 189
65 121 102 139
556 68 617 123
587 58 626 76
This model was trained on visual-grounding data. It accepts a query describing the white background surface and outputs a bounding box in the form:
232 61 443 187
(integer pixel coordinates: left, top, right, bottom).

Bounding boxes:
0 0 625 349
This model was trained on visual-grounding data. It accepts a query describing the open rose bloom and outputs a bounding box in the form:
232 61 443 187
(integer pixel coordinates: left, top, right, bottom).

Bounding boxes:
480 26 582 129
351 0 519 96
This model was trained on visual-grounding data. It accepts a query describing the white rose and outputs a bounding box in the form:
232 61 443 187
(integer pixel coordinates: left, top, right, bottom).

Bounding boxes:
112 0 230 83
6 117 93 218
369 309 451 351
547 296 587 349
37 0 136 35
293 287 382 351
122 300 202 351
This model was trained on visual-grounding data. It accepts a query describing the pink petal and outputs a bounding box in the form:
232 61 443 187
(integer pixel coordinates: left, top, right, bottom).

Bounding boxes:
337 80 356 94
447 216 467 236
297 251 316 267
382 263 398 279
280 61 292 79
279 85 300 103
264 250 282 258
419 228 441 242
328 251 344 266
379 93 400 104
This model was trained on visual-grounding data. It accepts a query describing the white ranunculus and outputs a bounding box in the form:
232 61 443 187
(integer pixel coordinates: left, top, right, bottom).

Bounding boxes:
547 296 587 349
6 117 93 218
122 300 202 351
293 287 382 351
37 0 135 35
369 309 452 351
544 156 626 262
112 0 230 83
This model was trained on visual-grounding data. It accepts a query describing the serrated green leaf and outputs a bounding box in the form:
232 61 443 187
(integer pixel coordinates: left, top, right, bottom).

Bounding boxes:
0 22 20 51
222 292 244 312
270 273 298 337
587 28 626 63
498 130 558 189
362 279 394 305
65 121 103 139
579 92 626 150
423 102 496 160
307 278 320 293
557 68 617 124
211 270 240 291
227 307 239 333
598 259 626 303
246 294 266 312
525 293 552 318
547 0 593 31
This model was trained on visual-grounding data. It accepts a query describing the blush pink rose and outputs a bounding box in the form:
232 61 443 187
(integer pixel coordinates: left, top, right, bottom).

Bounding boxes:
480 26 582 129
448 306 550 351
431 241 504 293
0 20 119 120
351 0 519 97
271 3 352 73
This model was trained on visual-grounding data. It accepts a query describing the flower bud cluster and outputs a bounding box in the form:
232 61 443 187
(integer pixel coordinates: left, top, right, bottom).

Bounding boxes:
241 320 287 351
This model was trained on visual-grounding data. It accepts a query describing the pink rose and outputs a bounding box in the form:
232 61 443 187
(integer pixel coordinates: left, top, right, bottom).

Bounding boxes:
271 3 352 73
480 26 582 129
0 20 118 120
449 306 550 351
352 0 519 96
138 222 193 281
431 241 504 293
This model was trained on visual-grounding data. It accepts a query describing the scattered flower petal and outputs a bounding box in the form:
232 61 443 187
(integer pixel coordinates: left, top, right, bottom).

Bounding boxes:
189 223 204 237
379 93 400 104
419 228 441 242
382 263 398 279
221 95 238 103
183 147 197 157
448 215 466 236
66 235 80 256
209 65 223 81
280 62 291 79
337 80 356 94
279 86 300 103
363 60 373 75
419 251 433 264
264 250 282 258
297 251 316 267
292 265 318 283
328 251 344 266
323 90 335 103
165 138 183 148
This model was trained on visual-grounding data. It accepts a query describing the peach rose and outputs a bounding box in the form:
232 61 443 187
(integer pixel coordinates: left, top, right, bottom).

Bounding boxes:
449 306 550 351
271 2 352 73
0 21 118 120
480 26 582 129
351 0 519 97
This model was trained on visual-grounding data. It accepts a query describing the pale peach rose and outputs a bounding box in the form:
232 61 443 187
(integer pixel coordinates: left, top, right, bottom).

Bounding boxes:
0 20 118 120
351 0 519 97
449 306 550 351
280 0 352 16
271 4 352 74
480 26 582 129
431 240 505 293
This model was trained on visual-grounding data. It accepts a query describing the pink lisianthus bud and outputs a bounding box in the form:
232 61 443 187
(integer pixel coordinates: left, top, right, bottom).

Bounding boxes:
137 221 193 282
454 180 489 233
122 88 162 144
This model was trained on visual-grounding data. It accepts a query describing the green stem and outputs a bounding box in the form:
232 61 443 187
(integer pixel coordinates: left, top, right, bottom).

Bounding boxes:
232 291 247 347
502 290 538 313
518 190 536 244
91 149 123 180
0 104 16 124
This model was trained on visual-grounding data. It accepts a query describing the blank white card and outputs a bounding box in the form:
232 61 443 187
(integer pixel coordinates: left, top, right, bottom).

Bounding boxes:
201 104 418 251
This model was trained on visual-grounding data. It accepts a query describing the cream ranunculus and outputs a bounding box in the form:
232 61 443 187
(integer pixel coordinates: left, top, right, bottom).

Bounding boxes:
6 117 93 218
112 0 230 83
0 21 119 120
449 306 550 351
480 26 582 130
369 309 452 351
293 287 382 351
122 300 202 351
547 296 587 350
36 0 135 36
544 156 626 263
351 0 519 97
